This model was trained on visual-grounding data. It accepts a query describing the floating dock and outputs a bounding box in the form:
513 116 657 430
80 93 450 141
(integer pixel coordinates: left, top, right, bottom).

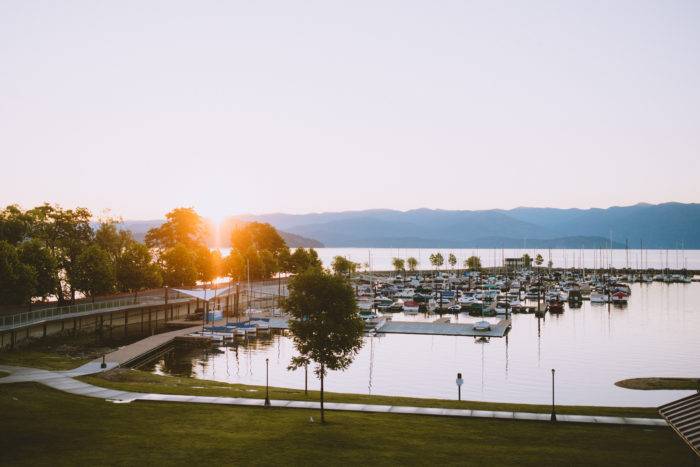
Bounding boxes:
376 318 511 337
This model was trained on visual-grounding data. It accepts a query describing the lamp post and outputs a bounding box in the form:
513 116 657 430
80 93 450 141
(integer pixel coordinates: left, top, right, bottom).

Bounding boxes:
551 368 557 422
264 358 271 407
456 372 464 401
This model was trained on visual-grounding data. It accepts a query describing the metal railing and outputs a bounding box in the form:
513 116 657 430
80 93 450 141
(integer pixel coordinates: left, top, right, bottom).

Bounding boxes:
0 297 166 331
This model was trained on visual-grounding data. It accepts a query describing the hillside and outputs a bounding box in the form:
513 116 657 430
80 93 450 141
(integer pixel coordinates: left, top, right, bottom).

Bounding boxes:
235 202 700 248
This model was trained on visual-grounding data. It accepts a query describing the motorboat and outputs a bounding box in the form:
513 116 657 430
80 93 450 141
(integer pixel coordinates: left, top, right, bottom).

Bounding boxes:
590 293 608 304
611 291 628 304
447 304 462 312
402 300 420 314
473 320 491 332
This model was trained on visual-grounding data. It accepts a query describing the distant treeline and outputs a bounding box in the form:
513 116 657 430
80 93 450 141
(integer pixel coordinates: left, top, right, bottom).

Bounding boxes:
0 205 322 307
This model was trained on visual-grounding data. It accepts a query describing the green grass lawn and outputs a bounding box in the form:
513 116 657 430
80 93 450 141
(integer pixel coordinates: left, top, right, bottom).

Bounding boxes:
0 350 92 371
0 383 691 467
80 369 660 419
616 377 700 391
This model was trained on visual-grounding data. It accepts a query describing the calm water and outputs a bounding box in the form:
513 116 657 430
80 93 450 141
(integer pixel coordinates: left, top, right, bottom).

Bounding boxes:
146 282 700 407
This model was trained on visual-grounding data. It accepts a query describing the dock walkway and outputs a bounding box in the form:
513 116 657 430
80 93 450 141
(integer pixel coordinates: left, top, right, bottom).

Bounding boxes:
377 319 511 337
105 325 202 366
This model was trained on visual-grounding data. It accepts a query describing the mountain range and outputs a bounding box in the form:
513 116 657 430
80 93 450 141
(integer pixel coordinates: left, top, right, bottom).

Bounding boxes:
232 202 700 249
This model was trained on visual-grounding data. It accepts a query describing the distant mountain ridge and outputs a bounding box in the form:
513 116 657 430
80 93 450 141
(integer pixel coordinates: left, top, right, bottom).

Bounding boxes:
233 202 700 249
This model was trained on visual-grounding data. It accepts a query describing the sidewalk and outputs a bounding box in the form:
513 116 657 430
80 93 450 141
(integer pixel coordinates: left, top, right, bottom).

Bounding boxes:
0 362 666 427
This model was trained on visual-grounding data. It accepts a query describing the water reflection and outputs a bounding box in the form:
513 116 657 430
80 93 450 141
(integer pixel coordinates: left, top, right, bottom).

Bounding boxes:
146 283 700 407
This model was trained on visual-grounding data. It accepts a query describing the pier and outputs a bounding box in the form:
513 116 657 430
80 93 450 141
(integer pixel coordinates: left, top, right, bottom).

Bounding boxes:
376 318 511 337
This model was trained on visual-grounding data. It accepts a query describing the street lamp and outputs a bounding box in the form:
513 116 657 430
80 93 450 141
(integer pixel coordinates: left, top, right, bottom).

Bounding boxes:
551 368 557 422
456 372 464 401
264 358 271 407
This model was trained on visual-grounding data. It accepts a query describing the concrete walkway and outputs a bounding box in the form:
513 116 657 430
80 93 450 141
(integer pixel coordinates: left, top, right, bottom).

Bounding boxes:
0 362 666 427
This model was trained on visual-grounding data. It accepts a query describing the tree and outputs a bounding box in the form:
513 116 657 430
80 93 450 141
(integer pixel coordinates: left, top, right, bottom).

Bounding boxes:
0 205 33 245
230 222 288 259
160 244 198 287
406 257 418 273
429 252 444 274
535 254 544 267
0 241 36 306
73 245 115 301
145 207 208 250
116 241 162 302
391 257 405 274
223 249 246 281
18 239 58 301
331 256 357 277
522 253 533 269
95 220 132 263
448 253 457 270
285 268 364 423
195 246 222 284
288 248 322 274
465 256 482 271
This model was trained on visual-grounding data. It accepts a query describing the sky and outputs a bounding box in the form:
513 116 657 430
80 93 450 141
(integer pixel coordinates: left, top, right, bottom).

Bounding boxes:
1 1 699 221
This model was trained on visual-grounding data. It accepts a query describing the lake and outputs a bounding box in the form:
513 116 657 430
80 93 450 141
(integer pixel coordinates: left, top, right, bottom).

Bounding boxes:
144 281 700 407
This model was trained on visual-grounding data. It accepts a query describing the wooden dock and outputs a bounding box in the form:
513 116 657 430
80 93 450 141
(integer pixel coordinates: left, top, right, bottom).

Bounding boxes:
376 319 511 337
105 325 202 367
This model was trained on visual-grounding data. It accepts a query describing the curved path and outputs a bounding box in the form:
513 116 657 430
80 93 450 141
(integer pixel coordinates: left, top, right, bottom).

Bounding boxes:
0 360 666 427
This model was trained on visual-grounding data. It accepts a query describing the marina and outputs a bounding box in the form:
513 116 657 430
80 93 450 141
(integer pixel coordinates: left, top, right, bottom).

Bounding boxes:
142 280 700 408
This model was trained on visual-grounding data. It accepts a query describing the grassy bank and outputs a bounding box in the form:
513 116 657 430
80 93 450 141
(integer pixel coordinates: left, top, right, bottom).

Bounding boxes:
616 377 700 391
0 351 92 371
0 326 186 371
80 369 660 419
0 383 690 467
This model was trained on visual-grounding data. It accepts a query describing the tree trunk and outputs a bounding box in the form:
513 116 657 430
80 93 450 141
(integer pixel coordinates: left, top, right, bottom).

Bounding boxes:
320 363 325 423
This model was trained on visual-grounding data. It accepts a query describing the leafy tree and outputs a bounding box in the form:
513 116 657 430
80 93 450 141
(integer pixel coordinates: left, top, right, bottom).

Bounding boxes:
223 249 246 281
0 205 33 245
406 257 418 272
160 244 198 287
116 241 162 301
522 253 533 269
145 207 208 250
535 254 544 267
73 245 115 301
448 253 457 270
44 206 94 302
0 241 37 305
285 268 364 423
195 246 222 284
288 248 322 273
331 256 357 277
95 220 132 263
230 222 288 259
391 257 405 273
429 252 444 274
18 239 58 301
465 256 482 270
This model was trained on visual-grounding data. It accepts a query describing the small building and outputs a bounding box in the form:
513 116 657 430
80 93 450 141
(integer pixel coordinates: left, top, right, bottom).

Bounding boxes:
503 257 524 270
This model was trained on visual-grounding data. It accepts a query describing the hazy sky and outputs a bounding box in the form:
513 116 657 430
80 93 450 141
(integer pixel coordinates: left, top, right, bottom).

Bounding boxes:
1 1 699 220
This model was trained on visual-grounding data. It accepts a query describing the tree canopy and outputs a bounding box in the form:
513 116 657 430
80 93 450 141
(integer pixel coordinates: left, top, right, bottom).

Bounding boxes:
285 268 364 422
406 257 418 272
145 207 208 250
465 256 482 270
